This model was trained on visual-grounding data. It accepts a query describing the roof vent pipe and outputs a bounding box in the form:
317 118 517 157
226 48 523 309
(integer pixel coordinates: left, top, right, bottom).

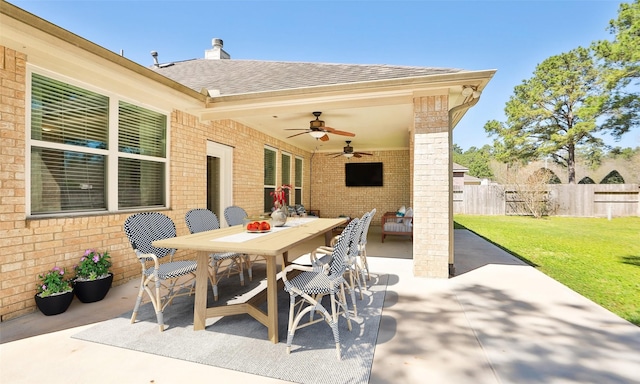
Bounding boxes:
151 51 159 67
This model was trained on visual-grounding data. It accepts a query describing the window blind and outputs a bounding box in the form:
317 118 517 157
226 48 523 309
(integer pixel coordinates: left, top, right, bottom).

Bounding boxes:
118 101 166 157
264 147 277 212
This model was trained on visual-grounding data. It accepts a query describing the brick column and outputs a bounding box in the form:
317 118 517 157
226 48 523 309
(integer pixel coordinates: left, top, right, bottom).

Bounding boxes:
412 95 452 278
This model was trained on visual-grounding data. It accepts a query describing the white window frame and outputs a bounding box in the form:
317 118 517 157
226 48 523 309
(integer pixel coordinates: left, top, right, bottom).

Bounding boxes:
25 67 170 217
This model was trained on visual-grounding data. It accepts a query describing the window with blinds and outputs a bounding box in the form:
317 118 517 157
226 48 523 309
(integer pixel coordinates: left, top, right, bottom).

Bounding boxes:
264 147 276 212
29 73 168 215
281 152 291 205
295 156 303 205
117 101 166 209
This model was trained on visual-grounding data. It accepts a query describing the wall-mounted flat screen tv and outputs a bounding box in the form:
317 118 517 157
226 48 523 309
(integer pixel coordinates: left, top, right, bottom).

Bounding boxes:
345 162 383 187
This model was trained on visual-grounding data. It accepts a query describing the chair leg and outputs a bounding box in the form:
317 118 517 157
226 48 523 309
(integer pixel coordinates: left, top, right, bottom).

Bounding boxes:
329 291 344 360
236 257 245 286
210 261 220 301
244 254 253 281
360 248 370 281
130 274 146 325
286 294 296 355
154 277 165 331
350 263 364 300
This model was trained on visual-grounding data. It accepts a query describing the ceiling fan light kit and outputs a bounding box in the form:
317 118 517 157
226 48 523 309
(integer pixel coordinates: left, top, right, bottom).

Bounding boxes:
327 140 373 159
285 111 355 142
308 131 326 139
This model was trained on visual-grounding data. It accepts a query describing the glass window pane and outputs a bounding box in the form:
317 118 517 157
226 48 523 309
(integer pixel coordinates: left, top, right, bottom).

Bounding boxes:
118 158 165 208
118 101 166 157
264 187 275 213
31 73 109 148
295 157 303 187
281 153 291 185
295 188 302 205
264 148 276 186
31 147 106 214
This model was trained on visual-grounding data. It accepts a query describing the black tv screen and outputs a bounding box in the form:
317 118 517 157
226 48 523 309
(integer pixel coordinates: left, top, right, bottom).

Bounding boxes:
345 162 383 187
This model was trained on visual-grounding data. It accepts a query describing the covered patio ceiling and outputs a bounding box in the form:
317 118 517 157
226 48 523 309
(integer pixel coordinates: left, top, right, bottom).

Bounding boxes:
190 70 496 154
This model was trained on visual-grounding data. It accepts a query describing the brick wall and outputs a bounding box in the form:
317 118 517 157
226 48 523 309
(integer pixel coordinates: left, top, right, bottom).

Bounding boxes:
0 46 315 320
311 150 410 221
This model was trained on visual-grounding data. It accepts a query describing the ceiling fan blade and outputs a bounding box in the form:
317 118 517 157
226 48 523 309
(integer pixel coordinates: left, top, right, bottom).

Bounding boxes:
354 153 362 158
286 131 310 139
331 153 344 158
284 128 310 131
356 152 373 156
329 129 355 137
319 134 330 141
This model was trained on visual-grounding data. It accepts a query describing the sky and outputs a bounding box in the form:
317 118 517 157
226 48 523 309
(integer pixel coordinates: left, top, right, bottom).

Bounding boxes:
8 0 638 151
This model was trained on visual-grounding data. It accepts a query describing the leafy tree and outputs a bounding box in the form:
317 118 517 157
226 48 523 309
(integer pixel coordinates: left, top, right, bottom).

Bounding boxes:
485 47 612 183
608 146 640 160
601 170 625 184
578 176 596 184
591 0 640 146
531 168 562 184
576 145 604 170
452 145 494 179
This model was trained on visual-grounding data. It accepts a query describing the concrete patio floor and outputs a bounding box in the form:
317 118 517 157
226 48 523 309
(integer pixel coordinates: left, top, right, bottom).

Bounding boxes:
1 227 639 383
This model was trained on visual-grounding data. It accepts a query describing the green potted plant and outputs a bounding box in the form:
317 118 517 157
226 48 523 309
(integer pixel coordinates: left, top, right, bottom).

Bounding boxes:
35 266 74 316
73 249 113 303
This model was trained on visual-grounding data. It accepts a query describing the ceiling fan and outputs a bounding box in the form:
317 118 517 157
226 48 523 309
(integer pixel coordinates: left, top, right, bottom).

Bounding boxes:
285 111 355 141
327 141 373 158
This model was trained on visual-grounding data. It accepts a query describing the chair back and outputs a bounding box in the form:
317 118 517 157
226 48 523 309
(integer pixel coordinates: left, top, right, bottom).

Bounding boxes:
328 218 360 278
350 212 370 257
185 208 221 234
123 212 176 259
359 208 376 246
224 205 248 227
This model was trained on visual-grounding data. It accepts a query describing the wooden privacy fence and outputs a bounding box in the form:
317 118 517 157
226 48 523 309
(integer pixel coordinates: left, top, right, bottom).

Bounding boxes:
453 184 640 217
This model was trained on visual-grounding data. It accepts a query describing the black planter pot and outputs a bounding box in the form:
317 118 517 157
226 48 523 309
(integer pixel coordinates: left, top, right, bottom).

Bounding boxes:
74 273 113 303
34 290 74 316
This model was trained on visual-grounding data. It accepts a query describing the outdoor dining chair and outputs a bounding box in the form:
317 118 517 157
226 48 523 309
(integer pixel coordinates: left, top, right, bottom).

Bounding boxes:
123 212 198 332
357 208 376 283
223 205 254 273
223 205 248 227
282 218 360 360
312 209 375 303
185 208 250 301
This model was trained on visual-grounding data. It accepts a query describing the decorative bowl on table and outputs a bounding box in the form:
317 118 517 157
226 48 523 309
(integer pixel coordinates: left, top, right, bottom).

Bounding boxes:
243 217 272 233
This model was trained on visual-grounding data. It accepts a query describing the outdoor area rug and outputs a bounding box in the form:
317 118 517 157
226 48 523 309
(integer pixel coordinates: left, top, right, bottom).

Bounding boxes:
72 263 387 384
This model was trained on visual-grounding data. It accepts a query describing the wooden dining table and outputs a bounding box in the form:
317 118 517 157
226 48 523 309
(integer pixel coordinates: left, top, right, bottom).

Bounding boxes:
152 216 347 344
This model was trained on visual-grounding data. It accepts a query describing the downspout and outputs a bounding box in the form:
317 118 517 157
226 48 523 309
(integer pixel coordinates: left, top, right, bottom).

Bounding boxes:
446 92 481 277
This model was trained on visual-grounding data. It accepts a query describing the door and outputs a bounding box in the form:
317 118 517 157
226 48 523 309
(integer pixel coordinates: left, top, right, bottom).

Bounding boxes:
206 141 233 225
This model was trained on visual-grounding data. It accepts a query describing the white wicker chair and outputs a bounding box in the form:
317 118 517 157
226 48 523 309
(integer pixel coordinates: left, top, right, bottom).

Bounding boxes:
185 208 249 301
282 218 360 360
123 212 198 331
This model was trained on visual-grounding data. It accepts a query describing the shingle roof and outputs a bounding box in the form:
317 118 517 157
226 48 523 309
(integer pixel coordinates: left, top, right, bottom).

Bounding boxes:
151 59 463 96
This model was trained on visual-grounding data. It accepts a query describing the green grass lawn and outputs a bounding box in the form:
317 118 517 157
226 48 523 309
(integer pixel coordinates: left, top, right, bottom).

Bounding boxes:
454 215 640 326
